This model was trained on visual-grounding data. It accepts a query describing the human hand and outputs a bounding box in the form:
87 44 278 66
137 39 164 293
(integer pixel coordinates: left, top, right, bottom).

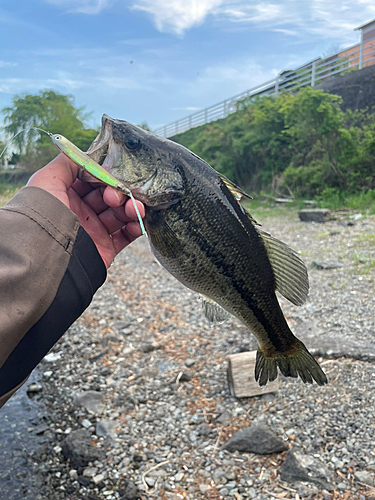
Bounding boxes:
28 153 145 269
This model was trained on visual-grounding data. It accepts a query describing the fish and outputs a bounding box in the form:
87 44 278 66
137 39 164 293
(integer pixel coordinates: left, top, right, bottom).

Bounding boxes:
86 114 327 387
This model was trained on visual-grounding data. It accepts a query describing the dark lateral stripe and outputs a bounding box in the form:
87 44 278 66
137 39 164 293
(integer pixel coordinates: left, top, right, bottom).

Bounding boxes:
0 227 106 398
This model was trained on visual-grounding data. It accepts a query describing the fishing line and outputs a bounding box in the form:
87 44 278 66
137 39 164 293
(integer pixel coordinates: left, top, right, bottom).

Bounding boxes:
0 127 146 235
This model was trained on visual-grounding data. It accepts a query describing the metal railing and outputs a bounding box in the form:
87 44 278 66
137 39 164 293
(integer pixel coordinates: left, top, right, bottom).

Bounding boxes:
154 40 375 138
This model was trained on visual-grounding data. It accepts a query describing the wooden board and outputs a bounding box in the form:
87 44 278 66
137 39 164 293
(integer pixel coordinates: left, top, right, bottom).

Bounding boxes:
227 351 279 398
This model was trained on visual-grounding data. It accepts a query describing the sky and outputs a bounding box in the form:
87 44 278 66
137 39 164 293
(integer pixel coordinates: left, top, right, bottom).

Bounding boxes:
1 0 375 132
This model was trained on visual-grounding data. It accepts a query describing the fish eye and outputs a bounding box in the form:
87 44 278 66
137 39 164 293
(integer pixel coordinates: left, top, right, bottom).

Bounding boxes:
54 135 62 141
124 134 141 152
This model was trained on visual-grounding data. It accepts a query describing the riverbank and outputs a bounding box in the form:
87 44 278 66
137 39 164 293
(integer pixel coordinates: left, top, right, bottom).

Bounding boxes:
1 209 375 500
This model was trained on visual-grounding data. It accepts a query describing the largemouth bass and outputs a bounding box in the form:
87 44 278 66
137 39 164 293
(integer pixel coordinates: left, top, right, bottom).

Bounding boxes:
86 115 327 387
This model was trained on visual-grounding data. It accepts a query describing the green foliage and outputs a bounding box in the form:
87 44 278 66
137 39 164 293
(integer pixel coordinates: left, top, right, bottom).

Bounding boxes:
173 87 375 201
1 90 98 172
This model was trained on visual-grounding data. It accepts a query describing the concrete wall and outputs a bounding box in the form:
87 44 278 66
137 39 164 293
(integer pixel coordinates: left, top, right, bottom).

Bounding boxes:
316 63 375 111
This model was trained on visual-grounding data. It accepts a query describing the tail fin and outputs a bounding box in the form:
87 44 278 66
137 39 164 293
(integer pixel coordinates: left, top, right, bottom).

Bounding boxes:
255 341 327 387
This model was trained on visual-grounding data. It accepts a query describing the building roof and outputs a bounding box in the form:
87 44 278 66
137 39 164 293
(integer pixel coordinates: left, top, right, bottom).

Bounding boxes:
355 18 375 31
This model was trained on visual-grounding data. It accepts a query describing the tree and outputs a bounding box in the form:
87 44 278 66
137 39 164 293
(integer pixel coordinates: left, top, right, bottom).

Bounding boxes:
1 90 98 172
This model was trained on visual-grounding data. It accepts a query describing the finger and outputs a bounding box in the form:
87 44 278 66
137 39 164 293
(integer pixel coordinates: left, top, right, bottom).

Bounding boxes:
71 179 97 198
98 206 130 235
81 187 109 215
99 202 145 235
111 222 144 255
103 186 128 207
124 198 145 220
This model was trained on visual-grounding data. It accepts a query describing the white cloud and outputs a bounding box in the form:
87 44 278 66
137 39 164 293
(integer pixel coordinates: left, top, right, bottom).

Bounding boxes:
43 0 113 15
187 58 278 102
0 61 17 68
131 0 224 35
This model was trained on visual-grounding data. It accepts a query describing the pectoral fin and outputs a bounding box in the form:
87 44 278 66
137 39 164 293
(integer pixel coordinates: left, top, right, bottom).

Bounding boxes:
145 211 182 258
256 227 309 306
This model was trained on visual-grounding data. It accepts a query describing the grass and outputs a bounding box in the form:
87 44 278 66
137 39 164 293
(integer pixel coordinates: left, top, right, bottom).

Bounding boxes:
316 189 375 213
0 183 22 207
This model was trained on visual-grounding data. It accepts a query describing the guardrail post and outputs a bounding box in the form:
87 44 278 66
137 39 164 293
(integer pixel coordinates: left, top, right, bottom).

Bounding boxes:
311 61 316 87
359 31 363 69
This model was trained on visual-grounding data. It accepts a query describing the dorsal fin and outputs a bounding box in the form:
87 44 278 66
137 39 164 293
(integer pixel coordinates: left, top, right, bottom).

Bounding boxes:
256 228 309 306
218 174 253 201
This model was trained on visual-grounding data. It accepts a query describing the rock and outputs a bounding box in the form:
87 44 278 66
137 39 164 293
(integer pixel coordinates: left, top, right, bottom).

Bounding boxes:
354 470 374 486
43 352 61 362
179 370 195 382
119 480 141 500
185 358 196 367
26 383 43 394
74 390 104 414
174 472 184 482
199 484 211 492
222 425 287 454
280 449 334 490
81 419 92 429
92 473 105 485
82 467 98 478
216 410 232 426
61 429 104 469
197 423 212 436
312 260 346 270
298 209 331 223
96 419 118 440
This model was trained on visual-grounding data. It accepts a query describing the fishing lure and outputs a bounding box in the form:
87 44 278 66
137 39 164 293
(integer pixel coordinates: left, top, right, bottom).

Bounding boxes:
0 128 146 235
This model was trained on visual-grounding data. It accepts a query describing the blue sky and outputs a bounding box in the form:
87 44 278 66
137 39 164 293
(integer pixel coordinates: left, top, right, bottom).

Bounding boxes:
1 0 375 131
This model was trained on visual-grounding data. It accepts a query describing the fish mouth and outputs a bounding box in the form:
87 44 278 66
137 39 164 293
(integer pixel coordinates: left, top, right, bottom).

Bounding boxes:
86 114 113 165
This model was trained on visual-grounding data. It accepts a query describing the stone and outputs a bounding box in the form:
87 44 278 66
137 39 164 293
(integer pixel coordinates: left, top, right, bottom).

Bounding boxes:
197 423 212 436
118 480 141 499
280 449 334 490
222 425 287 454
179 370 195 382
61 429 104 469
174 472 184 482
216 410 232 426
354 470 374 486
26 383 43 394
92 473 105 485
298 209 331 223
199 484 211 492
74 390 104 414
185 359 196 367
312 260 346 270
96 419 118 440
83 467 98 478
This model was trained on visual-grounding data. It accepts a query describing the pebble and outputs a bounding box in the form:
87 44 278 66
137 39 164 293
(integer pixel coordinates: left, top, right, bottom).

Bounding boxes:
4 216 375 500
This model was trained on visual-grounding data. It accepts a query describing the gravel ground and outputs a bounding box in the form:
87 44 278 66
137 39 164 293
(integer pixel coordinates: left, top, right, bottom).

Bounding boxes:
1 208 375 500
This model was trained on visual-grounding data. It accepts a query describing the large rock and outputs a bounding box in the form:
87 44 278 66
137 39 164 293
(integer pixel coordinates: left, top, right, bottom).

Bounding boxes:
74 390 104 414
221 425 287 454
280 449 334 490
298 209 331 223
61 429 104 469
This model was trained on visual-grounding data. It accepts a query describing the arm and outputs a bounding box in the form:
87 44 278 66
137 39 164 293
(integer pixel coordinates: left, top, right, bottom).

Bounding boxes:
0 154 144 408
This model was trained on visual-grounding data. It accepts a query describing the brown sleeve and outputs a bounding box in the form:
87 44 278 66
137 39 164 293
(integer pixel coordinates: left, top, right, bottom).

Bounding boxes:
0 186 80 371
0 187 106 407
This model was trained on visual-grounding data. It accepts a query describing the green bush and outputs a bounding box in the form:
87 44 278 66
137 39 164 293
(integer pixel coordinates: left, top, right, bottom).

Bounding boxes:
173 87 375 200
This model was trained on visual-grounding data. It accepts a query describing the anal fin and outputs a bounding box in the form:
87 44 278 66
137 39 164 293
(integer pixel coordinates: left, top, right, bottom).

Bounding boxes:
201 296 231 324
